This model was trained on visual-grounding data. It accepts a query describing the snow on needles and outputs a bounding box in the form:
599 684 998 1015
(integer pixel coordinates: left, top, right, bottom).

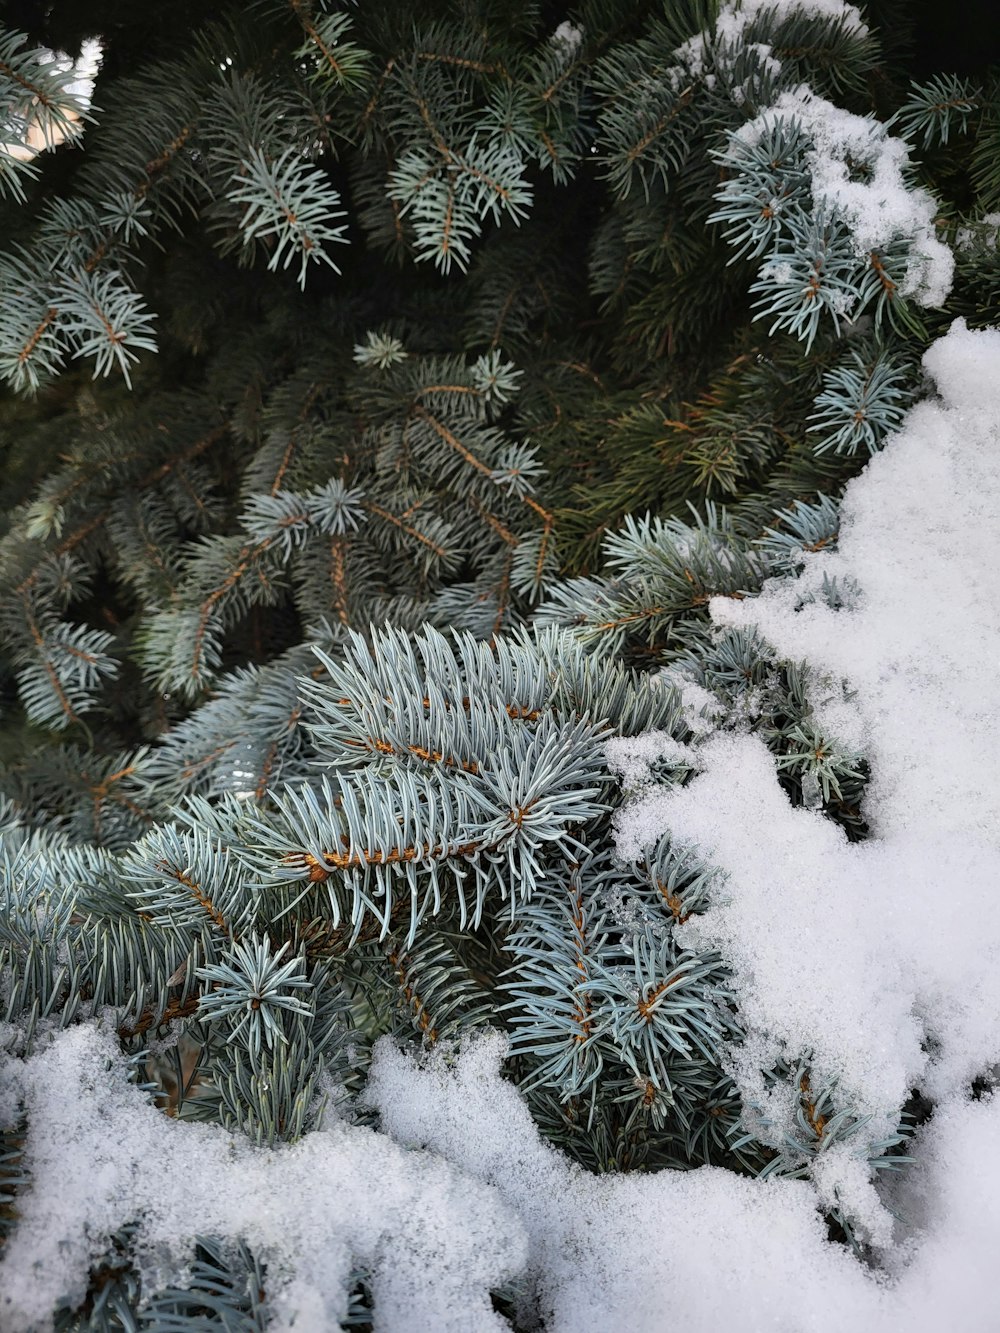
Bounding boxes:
0 1023 524 1332
716 0 867 42
615 318 1000 1269
733 87 954 305
5 319 1000 1330
9 1016 996 1332
683 0 954 309
369 1032 1000 1332
677 0 868 77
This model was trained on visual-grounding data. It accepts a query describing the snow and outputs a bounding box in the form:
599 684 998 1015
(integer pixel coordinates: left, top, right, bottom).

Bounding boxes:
612 318 1000 1276
734 87 953 305
677 0 867 79
14 1022 993 1332
725 0 867 30
369 1033 1000 1332
659 670 724 735
604 730 696 791
551 22 583 55
0 1023 524 1332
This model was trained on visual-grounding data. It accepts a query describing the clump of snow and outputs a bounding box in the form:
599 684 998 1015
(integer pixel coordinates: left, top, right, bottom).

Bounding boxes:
658 670 724 735
551 21 583 54
759 257 794 285
63 38 102 108
12 1020 1000 1329
734 87 953 305
0 1023 524 1332
369 1031 1000 1332
604 730 696 791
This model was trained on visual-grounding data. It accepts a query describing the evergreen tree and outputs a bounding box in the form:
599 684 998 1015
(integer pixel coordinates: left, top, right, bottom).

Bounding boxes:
1 2 999 1328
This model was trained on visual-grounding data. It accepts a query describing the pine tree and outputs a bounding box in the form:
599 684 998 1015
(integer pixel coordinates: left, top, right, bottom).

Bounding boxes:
2 2 999 1328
